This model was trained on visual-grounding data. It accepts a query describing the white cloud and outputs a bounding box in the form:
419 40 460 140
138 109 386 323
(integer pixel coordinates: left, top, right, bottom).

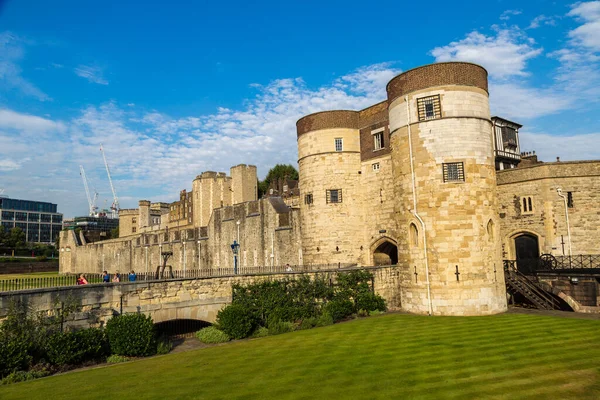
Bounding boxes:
430 28 542 78
567 1 600 50
74 65 108 85
527 15 557 29
489 83 572 119
500 10 522 21
0 108 65 134
0 159 21 172
0 31 50 101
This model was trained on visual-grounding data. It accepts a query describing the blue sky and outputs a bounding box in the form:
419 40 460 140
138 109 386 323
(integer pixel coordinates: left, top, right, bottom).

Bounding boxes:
1 0 599 218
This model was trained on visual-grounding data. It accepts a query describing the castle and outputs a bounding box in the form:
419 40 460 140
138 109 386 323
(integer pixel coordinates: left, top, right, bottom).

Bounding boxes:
60 62 600 316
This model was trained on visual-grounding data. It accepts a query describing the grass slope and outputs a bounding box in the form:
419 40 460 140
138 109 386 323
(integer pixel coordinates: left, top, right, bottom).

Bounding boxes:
1 313 599 399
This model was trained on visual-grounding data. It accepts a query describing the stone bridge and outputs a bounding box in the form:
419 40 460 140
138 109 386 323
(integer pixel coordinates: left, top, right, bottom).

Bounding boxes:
0 266 399 329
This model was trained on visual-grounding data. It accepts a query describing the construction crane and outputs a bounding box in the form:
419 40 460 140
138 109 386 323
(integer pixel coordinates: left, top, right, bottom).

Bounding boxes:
100 144 120 219
79 165 98 216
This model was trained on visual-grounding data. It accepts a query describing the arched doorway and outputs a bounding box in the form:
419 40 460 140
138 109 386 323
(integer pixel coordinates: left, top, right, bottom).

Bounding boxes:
373 240 398 266
514 234 539 274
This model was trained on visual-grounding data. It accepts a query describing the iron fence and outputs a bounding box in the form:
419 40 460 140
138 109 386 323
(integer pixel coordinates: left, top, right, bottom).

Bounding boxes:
0 263 358 293
504 254 600 274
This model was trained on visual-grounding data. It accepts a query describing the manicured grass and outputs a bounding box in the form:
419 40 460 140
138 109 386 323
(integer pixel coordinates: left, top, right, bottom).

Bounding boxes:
0 272 59 280
1 313 599 399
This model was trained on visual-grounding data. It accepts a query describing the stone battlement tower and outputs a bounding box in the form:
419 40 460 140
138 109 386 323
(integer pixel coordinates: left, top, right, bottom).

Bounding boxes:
296 62 507 316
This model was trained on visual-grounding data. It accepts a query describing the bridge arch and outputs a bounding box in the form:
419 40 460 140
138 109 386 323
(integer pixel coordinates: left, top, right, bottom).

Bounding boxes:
371 236 398 266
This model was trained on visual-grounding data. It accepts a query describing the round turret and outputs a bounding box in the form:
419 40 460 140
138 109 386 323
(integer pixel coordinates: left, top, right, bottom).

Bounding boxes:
297 110 363 264
387 62 506 315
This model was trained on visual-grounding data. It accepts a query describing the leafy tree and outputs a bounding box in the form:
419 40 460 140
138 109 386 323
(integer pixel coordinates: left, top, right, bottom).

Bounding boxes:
110 227 119 239
5 228 26 249
0 226 6 246
258 164 299 197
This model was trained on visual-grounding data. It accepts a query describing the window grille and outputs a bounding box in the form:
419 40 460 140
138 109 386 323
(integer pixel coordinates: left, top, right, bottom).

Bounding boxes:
417 95 442 121
326 189 342 204
304 193 313 205
335 138 343 152
372 163 380 171
567 192 573 208
442 162 464 182
501 126 518 148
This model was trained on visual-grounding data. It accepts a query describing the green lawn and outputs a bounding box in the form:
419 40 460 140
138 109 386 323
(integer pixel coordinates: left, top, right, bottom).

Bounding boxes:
1 313 599 399
0 272 59 280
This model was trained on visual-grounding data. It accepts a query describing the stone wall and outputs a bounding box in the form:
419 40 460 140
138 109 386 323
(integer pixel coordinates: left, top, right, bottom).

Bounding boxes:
497 161 600 257
60 197 302 274
0 266 400 329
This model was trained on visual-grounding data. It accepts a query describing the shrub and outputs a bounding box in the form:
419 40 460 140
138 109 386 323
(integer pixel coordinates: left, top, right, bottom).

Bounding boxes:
251 326 269 338
0 333 32 378
196 326 231 344
316 312 334 327
357 309 369 318
369 310 385 317
106 355 129 364
0 369 50 385
35 255 48 262
156 337 173 355
324 299 354 322
298 317 318 330
216 305 255 340
46 328 109 366
355 292 387 313
105 314 157 357
267 320 295 336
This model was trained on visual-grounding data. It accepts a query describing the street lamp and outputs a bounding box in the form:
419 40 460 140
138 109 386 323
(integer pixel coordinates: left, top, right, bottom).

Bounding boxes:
231 240 240 274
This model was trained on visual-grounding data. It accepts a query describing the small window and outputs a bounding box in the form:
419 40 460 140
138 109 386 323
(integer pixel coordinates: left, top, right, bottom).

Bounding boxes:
326 189 342 204
304 193 313 205
132 227 137 233
442 162 465 182
132 218 136 224
372 163 380 172
521 196 534 214
335 138 343 152
567 192 573 208
410 223 419 247
372 128 384 150
417 95 441 121
487 219 495 240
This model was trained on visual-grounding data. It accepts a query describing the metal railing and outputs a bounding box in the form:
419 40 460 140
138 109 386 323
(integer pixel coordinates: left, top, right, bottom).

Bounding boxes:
503 260 560 310
0 263 358 292
510 254 600 273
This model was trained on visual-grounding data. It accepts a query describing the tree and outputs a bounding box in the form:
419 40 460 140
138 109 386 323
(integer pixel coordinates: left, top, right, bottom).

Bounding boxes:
0 225 6 246
259 164 299 197
110 226 119 239
5 227 26 249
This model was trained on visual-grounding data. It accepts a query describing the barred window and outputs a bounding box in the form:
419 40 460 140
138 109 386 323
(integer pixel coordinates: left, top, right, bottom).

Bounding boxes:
567 192 573 208
335 138 343 152
326 189 342 204
417 95 441 121
372 162 380 171
442 162 464 182
304 193 313 205
501 126 518 148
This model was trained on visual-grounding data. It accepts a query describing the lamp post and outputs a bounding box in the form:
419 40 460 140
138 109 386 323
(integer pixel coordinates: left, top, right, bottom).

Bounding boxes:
231 240 240 274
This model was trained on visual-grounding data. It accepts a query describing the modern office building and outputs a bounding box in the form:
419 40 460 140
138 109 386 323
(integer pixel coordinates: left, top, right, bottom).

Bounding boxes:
0 196 63 244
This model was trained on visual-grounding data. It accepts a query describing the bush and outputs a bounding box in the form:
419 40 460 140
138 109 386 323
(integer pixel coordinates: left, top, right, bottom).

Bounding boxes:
355 292 387 313
106 355 129 364
46 328 109 366
196 327 231 344
35 255 48 262
357 309 369 318
105 314 157 357
251 326 269 338
368 310 385 317
216 305 255 340
324 299 354 322
0 333 32 378
315 312 334 327
0 369 50 385
267 320 295 336
298 317 318 330
156 337 173 355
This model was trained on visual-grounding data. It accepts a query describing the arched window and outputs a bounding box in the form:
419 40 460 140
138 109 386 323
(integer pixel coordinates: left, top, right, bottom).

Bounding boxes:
486 219 494 240
410 223 419 247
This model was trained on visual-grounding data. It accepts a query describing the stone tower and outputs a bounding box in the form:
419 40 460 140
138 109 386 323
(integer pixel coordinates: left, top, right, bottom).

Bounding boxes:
230 164 258 204
296 111 363 265
387 62 506 315
138 200 151 230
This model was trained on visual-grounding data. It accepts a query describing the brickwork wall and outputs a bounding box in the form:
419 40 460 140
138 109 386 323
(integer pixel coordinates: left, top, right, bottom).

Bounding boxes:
497 161 600 256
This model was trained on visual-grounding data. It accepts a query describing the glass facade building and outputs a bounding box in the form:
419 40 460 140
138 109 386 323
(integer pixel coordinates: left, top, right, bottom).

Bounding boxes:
0 197 63 244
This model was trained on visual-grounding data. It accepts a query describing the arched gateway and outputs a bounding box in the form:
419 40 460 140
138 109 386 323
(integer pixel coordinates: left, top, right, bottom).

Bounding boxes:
372 239 398 266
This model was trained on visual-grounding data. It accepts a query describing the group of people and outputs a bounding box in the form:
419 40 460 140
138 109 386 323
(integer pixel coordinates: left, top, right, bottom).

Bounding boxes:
76 270 138 285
